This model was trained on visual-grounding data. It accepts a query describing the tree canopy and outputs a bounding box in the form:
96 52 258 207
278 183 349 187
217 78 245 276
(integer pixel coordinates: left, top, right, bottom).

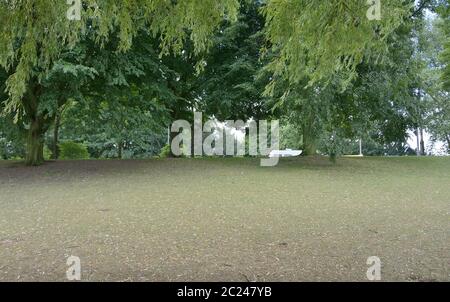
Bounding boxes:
0 0 448 164
0 0 239 113
262 0 412 90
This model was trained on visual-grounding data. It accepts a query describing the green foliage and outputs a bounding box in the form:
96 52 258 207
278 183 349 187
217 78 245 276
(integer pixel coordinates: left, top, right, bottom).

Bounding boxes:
0 0 449 164
0 0 239 113
269 3 438 158
59 141 90 160
158 145 172 158
56 30 172 159
437 2 450 91
262 0 411 90
43 145 52 161
280 122 302 150
415 13 450 152
197 0 270 121
0 110 26 160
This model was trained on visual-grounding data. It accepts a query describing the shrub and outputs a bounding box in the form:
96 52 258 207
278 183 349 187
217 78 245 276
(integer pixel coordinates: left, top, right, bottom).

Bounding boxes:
159 144 171 158
43 145 52 160
59 141 90 160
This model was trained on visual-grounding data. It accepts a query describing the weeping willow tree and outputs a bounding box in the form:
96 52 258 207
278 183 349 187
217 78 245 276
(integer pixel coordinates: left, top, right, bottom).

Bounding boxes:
262 0 412 88
261 0 413 155
0 0 239 165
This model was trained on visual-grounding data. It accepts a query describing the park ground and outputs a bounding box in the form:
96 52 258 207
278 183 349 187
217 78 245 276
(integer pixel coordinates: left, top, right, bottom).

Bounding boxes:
0 157 449 281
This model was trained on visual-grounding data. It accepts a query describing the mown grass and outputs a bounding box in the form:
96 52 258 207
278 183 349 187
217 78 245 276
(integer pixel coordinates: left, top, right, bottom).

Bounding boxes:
0 156 449 281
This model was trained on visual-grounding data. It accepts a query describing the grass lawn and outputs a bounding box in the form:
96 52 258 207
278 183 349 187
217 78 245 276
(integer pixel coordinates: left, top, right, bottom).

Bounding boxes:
0 157 449 281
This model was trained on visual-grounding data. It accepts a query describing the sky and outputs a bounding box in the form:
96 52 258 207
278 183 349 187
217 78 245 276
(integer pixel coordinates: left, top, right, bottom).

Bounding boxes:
407 130 448 156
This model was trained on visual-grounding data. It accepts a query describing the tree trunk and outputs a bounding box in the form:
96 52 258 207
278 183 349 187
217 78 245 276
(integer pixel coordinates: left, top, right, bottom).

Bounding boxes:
117 141 123 159
303 134 317 156
302 118 317 156
52 111 60 160
420 128 425 156
25 118 45 166
23 83 48 166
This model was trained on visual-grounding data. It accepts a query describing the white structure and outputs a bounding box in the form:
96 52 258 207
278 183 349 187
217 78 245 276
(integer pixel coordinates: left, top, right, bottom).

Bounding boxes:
269 149 303 158
359 139 363 156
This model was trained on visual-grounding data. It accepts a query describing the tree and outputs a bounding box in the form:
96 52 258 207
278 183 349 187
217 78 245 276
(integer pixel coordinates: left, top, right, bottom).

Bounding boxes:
273 17 427 157
197 0 269 121
41 53 98 159
0 68 26 159
436 0 450 90
55 29 181 159
0 0 239 165
264 1 441 158
262 0 412 90
420 8 450 153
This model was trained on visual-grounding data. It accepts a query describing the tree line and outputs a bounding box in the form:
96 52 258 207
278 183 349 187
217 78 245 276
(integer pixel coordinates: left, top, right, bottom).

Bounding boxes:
0 0 449 165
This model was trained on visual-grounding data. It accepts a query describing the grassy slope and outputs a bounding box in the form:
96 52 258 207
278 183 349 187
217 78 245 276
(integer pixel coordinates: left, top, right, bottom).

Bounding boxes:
0 157 449 281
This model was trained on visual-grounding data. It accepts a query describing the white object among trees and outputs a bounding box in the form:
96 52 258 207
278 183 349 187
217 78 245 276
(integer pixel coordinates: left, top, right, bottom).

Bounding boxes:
269 149 303 158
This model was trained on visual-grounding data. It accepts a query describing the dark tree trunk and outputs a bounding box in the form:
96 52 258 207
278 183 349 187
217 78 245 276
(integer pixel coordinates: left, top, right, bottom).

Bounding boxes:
302 115 317 156
302 131 317 156
118 141 123 159
25 117 46 166
52 111 61 160
23 83 49 166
